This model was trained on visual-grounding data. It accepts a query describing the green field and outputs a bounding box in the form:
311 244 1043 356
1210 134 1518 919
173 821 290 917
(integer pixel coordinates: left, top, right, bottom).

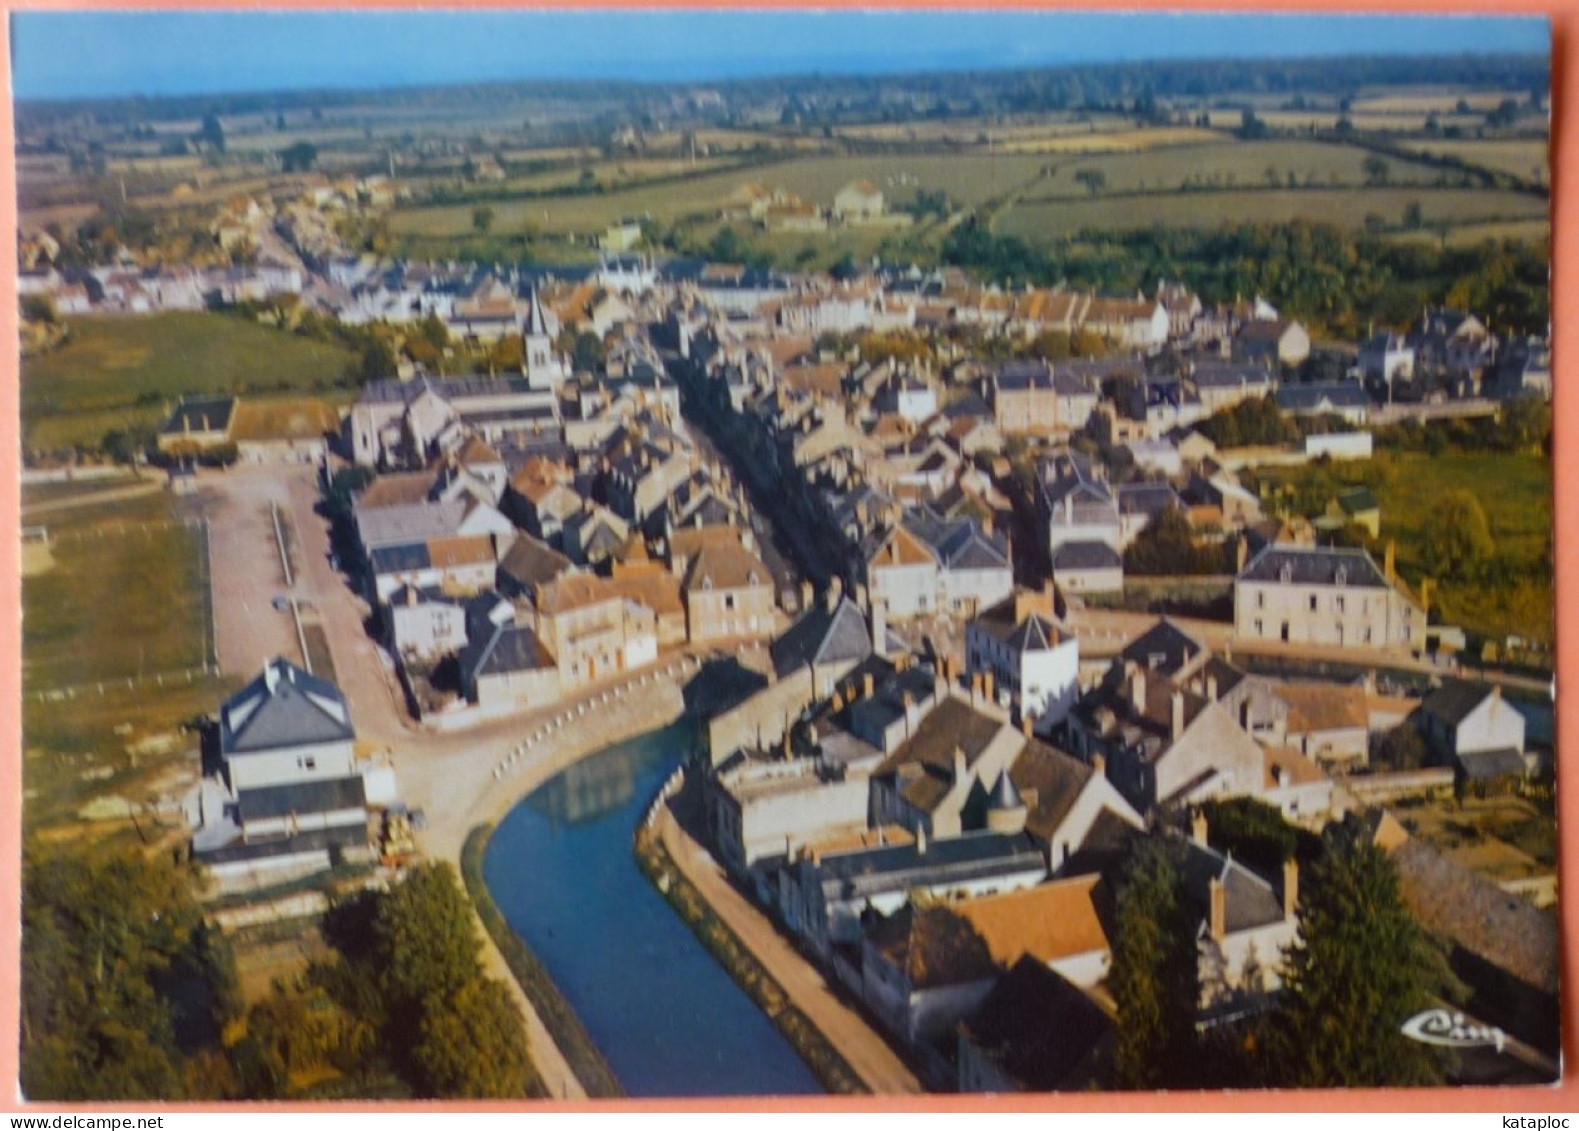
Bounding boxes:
391 152 1055 239
1257 449 1553 644
23 492 212 692
1022 139 1450 199
22 313 359 452
997 186 1548 240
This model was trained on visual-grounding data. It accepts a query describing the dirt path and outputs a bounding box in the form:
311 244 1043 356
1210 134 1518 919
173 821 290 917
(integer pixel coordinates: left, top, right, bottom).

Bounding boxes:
654 806 924 1095
21 478 160 516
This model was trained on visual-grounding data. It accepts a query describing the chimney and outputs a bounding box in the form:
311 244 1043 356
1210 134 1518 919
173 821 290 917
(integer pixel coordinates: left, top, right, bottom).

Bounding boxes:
952 745 967 783
872 599 888 660
1236 535 1249 573
856 583 870 612
1384 539 1396 582
1171 691 1186 740
1282 857 1299 920
1206 674 1218 702
983 671 995 703
825 575 843 612
971 672 984 703
916 825 928 855
800 580 813 611
1192 808 1209 846
1208 876 1227 940
1129 669 1147 714
1092 752 1107 777
1020 713 1033 738
864 672 875 699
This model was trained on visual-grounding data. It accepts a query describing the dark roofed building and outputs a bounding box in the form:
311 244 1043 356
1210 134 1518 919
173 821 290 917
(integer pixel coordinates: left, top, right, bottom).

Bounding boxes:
1122 618 1207 677
157 395 238 453
770 594 873 683
220 658 355 758
958 957 1113 1092
1235 543 1425 653
1051 540 1123 594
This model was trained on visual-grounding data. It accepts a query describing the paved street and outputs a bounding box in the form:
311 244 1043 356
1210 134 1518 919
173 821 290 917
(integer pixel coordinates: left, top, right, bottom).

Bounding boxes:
205 467 306 676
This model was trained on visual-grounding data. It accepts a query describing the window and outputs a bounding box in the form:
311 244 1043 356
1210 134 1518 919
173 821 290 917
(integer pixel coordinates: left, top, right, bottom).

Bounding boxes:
724 594 736 611
1257 592 1265 609
1309 595 1318 611
1336 595 1345 613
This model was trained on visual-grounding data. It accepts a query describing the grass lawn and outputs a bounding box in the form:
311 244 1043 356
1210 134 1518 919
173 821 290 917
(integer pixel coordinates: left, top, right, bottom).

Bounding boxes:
23 492 212 692
997 186 1548 240
22 313 359 452
1256 448 1553 644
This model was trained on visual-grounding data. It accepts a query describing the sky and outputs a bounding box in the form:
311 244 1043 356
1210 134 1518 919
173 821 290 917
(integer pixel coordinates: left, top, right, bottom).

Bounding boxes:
9 10 1551 102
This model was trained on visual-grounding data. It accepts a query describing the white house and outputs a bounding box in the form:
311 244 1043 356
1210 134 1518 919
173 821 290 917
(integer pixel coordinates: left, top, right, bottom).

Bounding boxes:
966 591 1080 731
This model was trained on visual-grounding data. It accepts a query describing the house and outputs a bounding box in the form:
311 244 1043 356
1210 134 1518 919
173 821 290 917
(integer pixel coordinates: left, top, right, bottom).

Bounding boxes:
368 534 498 603
966 590 1080 730
1188 362 1278 415
1050 541 1124 595
769 590 875 698
1419 679 1529 783
608 549 688 647
1260 744 1334 822
1009 742 1145 870
387 585 468 663
1125 439 1183 477
157 395 237 455
1116 481 1183 547
957 957 1113 1093
1121 618 1207 677
230 399 340 464
867 515 1012 621
1038 453 1121 555
1359 332 1416 387
1174 818 1301 1020
860 905 1001 1048
458 616 561 714
1234 319 1310 369
1275 382 1372 426
192 659 372 878
1234 544 1425 653
1325 486 1381 538
1273 681 1370 767
832 179 885 223
496 534 573 602
1386 834 1560 1059
951 873 1114 988
533 572 654 686
1065 664 1266 814
778 829 1046 962
706 752 872 875
868 694 1027 839
992 362 1059 434
680 537 776 643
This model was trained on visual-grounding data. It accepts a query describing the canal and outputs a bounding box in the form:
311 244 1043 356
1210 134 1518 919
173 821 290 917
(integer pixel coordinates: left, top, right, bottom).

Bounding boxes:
483 720 823 1098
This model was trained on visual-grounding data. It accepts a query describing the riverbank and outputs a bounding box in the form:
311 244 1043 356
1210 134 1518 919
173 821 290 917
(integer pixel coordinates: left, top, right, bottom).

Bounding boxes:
633 820 866 1096
461 825 624 1099
642 786 925 1095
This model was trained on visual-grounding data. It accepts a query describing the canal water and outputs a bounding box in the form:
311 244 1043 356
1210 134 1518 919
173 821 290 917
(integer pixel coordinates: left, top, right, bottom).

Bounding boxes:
483 720 823 1098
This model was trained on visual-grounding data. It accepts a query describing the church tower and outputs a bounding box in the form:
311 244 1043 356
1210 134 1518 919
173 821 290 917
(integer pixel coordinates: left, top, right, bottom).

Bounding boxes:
522 288 569 390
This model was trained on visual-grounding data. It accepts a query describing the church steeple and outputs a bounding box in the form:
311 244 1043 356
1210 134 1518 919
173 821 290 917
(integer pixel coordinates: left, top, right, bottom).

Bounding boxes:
522 286 568 390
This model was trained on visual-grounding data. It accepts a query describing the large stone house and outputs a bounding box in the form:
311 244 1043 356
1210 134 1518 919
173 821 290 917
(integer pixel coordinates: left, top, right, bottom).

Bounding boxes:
1234 544 1426 654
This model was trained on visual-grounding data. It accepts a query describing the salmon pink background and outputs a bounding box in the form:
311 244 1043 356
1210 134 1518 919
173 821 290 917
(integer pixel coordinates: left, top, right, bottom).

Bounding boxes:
0 0 1571 1113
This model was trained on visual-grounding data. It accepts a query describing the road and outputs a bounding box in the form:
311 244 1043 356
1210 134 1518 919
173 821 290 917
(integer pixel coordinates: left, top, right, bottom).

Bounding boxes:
20 478 161 517
655 801 924 1095
1064 605 1553 695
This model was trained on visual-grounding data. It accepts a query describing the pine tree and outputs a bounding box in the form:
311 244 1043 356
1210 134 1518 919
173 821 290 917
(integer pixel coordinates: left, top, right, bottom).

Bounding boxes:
1110 837 1201 1089
1265 817 1454 1087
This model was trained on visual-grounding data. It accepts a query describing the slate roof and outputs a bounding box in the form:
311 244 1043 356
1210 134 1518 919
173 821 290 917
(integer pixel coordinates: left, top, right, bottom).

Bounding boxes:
1010 741 1103 845
1457 748 1529 780
160 395 236 436
960 957 1112 1091
497 534 572 594
1238 544 1390 588
867 905 1000 990
356 498 466 550
995 361 1055 392
1276 382 1371 413
1192 360 1276 387
236 776 367 822
814 830 1045 904
1389 837 1559 994
369 542 431 575
770 596 872 678
1421 678 1498 726
1173 839 1286 935
1121 618 1206 676
1117 482 1182 519
912 516 1010 572
221 658 355 756
1052 541 1122 572
461 621 556 682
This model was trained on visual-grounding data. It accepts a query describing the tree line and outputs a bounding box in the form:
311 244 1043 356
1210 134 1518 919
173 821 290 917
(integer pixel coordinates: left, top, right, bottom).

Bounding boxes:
21 843 537 1101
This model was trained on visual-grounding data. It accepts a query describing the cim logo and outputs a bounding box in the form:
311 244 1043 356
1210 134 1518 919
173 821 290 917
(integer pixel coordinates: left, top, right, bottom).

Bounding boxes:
1400 1008 1508 1053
